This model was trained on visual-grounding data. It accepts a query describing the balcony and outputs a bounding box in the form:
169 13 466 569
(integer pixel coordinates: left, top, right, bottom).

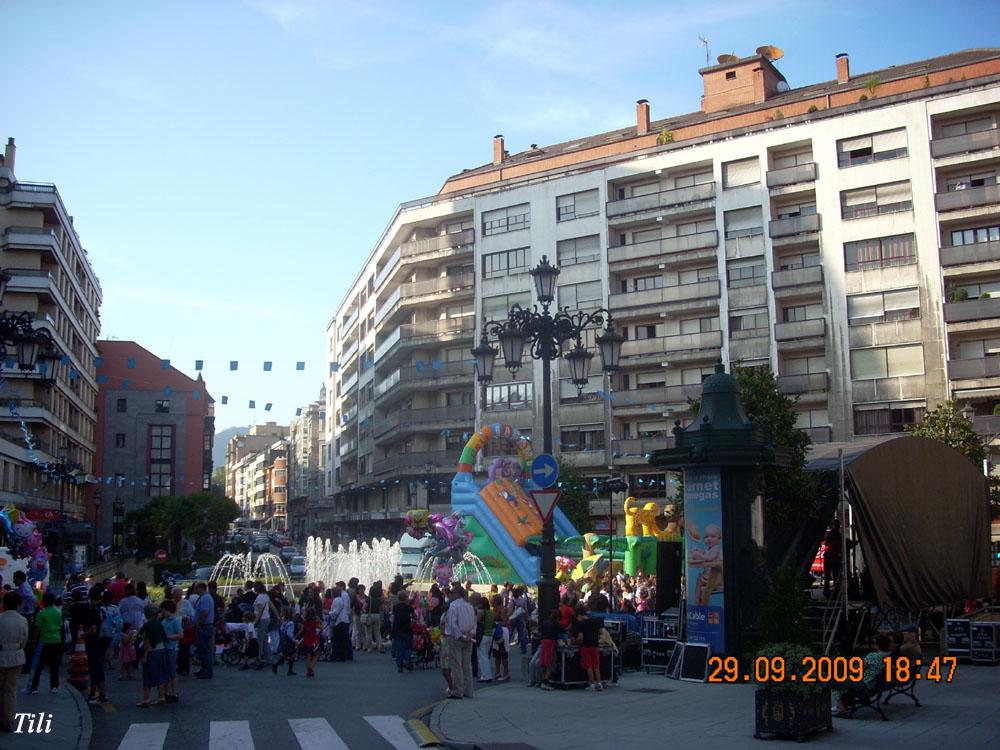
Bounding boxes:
769 213 821 240
931 129 1000 159
612 436 675 461
944 296 1000 324
777 372 829 395
373 404 475 442
609 279 720 314
340 338 360 368
948 356 1000 380
803 426 832 444
972 415 1000 437
939 241 1000 267
775 318 826 341
341 369 359 394
338 307 359 338
612 385 700 409
374 317 475 364
374 360 473 404
766 162 817 189
724 231 766 259
374 449 457 477
399 228 475 262
375 273 474 327
608 230 718 266
772 265 824 290
935 184 1000 213
606 182 716 221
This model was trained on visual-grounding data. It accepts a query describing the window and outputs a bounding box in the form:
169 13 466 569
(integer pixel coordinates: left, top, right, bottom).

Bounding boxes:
957 338 1000 359
149 425 174 497
722 157 760 188
445 433 464 450
154 400 170 414
116 398 127 413
676 219 716 237
557 235 600 266
783 355 826 375
633 324 659 340
672 170 713 189
558 281 602 310
446 303 473 319
556 189 599 221
635 371 666 389
775 202 816 219
837 128 908 167
847 288 920 325
782 303 823 322
726 257 766 288
729 307 769 333
724 207 764 240
681 366 714 385
854 404 924 435
678 266 718 284
850 344 924 379
953 278 1000 299
624 275 663 293
485 382 533 410
115 433 126 449
445 219 473 234
951 224 1000 246
795 408 829 428
725 71 736 80
841 181 912 219
778 252 820 270
844 233 916 271
939 117 993 138
446 391 473 406
483 292 530 320
560 426 605 452
482 204 530 236
772 150 813 169
680 316 719 334
482 248 529 278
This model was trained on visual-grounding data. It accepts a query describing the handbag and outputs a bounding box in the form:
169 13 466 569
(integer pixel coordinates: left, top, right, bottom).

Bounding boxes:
181 626 197 646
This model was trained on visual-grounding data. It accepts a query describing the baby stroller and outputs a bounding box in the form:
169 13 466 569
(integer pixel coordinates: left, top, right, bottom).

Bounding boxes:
410 622 438 669
220 626 246 666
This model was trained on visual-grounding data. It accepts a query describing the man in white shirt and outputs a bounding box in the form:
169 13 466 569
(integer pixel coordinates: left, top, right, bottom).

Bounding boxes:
444 584 477 699
328 582 351 662
252 582 274 670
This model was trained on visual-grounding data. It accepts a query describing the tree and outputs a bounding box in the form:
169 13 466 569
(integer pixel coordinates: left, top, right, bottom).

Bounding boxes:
686 365 825 527
556 458 594 534
126 492 239 558
905 401 987 464
211 467 227 496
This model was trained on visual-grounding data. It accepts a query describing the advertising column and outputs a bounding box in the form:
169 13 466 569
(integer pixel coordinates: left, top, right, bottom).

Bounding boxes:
684 467 724 654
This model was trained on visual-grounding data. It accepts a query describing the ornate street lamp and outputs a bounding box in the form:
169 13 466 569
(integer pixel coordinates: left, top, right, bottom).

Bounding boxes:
472 254 622 621
0 311 58 372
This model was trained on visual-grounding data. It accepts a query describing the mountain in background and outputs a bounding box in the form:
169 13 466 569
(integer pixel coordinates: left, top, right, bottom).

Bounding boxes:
213 425 247 470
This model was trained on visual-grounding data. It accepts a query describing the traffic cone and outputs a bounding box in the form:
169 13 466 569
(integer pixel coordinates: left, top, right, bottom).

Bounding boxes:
67 626 89 693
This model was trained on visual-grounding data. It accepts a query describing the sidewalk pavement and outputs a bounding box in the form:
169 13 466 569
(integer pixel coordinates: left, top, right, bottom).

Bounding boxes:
429 663 1000 750
2 673 91 750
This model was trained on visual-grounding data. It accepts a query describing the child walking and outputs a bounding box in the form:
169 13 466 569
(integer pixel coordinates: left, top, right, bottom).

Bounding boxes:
272 607 299 676
298 608 321 677
117 623 136 680
238 611 258 671
491 596 510 682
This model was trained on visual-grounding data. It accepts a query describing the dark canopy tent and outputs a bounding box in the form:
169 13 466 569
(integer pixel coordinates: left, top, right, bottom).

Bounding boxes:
768 435 991 610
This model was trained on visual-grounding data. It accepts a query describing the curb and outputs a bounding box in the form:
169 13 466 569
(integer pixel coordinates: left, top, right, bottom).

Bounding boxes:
405 718 441 747
66 682 93 750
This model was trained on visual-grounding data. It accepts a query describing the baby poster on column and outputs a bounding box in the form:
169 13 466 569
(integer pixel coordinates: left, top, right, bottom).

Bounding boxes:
684 467 724 654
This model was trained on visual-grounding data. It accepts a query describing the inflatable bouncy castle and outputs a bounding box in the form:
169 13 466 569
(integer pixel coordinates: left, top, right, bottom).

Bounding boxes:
0 504 51 587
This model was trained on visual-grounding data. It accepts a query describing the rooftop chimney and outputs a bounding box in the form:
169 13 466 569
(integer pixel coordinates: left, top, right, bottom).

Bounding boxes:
836 53 850 84
636 99 650 136
4 138 15 171
493 135 505 166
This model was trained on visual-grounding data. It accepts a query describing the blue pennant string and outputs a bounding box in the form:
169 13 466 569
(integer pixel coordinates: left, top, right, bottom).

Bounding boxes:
296 362 305 371
263 361 272 371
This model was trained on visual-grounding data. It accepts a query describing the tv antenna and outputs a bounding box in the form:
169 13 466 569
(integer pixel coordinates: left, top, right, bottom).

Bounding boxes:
698 36 710 67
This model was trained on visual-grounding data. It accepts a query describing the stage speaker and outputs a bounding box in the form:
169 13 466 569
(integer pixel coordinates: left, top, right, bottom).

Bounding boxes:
655 540 682 613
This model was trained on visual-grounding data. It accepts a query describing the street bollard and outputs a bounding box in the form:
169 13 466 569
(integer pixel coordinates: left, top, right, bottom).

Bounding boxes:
67 626 89 693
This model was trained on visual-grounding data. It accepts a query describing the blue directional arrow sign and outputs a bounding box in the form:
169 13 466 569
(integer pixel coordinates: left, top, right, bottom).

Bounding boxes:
531 453 559 489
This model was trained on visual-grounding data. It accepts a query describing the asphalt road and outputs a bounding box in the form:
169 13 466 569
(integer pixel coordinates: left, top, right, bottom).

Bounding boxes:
88 647 450 749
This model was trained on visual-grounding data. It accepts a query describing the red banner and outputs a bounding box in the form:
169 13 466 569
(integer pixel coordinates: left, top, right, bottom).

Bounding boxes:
23 509 61 522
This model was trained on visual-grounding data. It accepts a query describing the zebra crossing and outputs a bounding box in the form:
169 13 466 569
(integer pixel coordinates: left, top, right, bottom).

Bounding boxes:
114 715 430 750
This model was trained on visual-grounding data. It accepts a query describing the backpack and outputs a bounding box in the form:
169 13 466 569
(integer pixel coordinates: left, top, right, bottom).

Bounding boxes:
100 604 124 640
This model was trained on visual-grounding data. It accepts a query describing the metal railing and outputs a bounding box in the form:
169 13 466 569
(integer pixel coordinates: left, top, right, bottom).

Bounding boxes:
776 372 829 394
610 279 720 310
374 450 455 476
930 128 1000 158
608 230 718 264
766 162 817 188
769 213 821 238
944 296 1000 323
935 183 1000 212
774 318 827 341
374 360 472 400
772 265 824 289
947 356 1000 380
611 384 700 406
374 404 475 437
399 228 475 259
939 241 1000 267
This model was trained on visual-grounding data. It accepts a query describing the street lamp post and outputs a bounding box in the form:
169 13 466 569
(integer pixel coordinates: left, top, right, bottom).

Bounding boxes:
472 255 623 621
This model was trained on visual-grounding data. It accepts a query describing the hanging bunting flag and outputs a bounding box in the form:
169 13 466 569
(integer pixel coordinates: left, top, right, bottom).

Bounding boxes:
195 360 203 371
163 386 173 397
264 403 272 411
296 362 305 371
295 407 302 416
69 369 79 381
230 361 239 371
94 357 103 369
431 360 443 370
161 359 170 370
126 357 136 369
414 361 427 373
329 362 339 373
263 362 272 371
96 374 108 385
249 400 256 409
221 396 229 404
122 379 131 390
192 391 201 401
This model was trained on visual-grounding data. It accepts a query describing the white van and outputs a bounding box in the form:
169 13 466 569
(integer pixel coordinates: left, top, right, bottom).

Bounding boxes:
397 533 433 580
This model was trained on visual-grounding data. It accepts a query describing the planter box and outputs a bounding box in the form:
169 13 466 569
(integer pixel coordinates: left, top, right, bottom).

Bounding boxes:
754 687 833 741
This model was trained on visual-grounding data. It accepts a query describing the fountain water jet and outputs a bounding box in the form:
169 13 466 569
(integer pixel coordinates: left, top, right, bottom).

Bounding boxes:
305 536 401 589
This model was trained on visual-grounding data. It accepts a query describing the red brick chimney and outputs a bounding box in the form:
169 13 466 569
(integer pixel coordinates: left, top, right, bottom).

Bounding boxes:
493 135 505 166
636 99 650 136
836 53 850 84
3 138 14 171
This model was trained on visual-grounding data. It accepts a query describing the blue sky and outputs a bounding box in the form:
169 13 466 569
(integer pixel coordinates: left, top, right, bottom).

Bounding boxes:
5 0 999 429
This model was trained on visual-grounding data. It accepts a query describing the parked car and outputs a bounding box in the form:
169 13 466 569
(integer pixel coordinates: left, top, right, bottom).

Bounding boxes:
253 534 270 553
276 536 293 547
170 564 217 589
288 556 306 579
280 546 298 562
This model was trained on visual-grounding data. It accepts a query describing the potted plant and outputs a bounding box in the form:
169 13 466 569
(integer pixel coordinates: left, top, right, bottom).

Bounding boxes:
753 642 833 741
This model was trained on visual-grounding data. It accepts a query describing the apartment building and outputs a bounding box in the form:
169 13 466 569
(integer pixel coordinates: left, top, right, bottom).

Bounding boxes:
224 421 288 512
91 340 215 547
288 390 327 540
326 48 1000 537
0 138 103 522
